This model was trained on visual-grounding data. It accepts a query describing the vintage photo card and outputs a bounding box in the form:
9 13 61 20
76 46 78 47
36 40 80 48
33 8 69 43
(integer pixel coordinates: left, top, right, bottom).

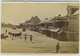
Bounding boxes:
1 1 79 54
2 0 79 2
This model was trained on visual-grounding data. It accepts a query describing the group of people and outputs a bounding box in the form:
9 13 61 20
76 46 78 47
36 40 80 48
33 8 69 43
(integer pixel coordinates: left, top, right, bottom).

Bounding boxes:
4 29 33 42
24 34 33 42
4 29 60 53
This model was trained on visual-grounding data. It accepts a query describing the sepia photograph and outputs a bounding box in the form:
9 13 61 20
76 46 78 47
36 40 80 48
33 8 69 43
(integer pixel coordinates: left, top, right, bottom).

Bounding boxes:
2 0 79 2
1 2 79 53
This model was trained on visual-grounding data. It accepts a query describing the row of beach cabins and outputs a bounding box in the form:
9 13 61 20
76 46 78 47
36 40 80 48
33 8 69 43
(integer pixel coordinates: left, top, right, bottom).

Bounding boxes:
20 15 69 41
20 5 79 41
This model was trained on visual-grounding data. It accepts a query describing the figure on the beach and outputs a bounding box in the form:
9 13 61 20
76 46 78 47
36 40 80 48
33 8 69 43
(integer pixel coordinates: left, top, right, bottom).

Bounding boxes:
24 34 27 42
56 42 60 53
30 35 32 42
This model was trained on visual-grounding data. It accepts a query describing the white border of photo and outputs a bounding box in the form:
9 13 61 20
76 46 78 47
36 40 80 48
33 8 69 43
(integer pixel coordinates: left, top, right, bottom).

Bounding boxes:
0 1 80 56
2 0 79 2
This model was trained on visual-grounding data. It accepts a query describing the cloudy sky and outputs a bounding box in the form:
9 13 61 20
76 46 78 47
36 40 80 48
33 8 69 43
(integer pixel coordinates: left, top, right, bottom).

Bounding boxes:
2 2 78 25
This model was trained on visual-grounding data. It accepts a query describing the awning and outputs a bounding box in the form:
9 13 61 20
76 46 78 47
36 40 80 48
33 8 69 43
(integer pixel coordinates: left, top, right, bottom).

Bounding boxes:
55 20 68 22
49 28 60 32
57 29 63 34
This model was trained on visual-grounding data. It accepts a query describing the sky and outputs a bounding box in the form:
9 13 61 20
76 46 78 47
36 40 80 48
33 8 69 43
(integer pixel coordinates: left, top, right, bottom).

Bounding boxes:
2 3 79 25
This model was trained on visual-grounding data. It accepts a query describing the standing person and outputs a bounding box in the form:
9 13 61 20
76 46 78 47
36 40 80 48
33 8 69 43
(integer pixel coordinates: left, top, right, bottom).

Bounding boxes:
56 42 60 53
5 29 7 34
24 34 27 42
30 35 32 42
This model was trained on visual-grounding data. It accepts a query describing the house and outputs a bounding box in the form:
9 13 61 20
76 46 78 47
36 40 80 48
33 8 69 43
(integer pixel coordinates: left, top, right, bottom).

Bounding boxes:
27 16 41 31
50 15 69 31
38 18 52 35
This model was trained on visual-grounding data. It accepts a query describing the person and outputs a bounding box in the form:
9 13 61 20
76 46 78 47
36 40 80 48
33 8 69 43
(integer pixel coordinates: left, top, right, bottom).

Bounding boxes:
5 29 7 34
56 42 60 53
24 34 27 42
30 35 32 42
23 28 26 32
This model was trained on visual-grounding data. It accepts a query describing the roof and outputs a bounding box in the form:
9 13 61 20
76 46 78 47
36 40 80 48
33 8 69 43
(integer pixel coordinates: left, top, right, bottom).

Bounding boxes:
21 20 30 25
29 16 41 25
24 20 30 23
50 16 68 22
67 5 79 15
39 18 51 24
67 5 79 9
72 10 79 15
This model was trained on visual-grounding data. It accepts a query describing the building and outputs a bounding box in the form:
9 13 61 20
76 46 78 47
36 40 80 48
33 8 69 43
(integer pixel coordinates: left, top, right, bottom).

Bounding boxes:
65 5 79 41
20 20 30 29
50 15 69 31
38 5 79 41
20 16 41 31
